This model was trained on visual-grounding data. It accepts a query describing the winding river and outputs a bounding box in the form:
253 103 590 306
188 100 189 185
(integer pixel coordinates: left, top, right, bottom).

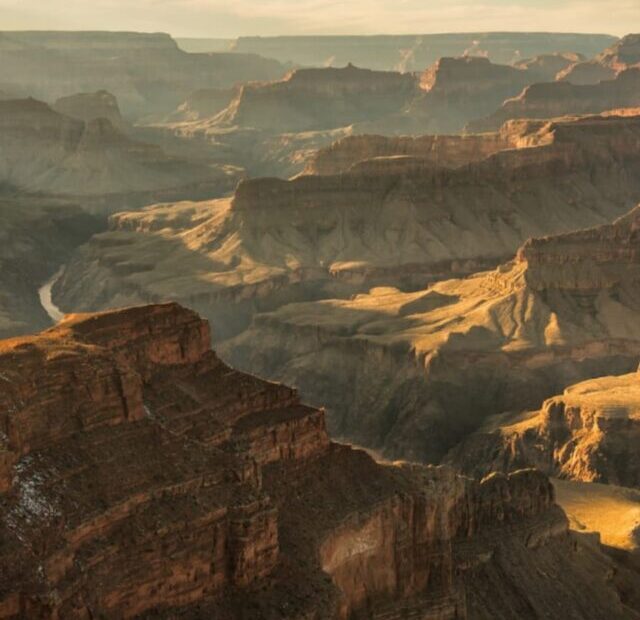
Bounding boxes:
37 267 66 324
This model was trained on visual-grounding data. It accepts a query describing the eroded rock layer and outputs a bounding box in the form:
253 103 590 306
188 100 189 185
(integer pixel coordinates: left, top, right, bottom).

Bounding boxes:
55 112 640 342
223 204 640 464
0 303 637 619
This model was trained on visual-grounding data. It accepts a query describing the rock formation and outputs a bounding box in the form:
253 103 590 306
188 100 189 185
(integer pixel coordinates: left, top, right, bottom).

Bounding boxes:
0 31 286 119
514 52 586 81
469 67 640 131
0 98 241 212
212 64 418 133
232 33 616 71
446 371 640 488
402 56 538 134
53 90 127 130
222 203 640 464
165 87 240 123
0 302 637 618
54 112 640 344
558 33 640 85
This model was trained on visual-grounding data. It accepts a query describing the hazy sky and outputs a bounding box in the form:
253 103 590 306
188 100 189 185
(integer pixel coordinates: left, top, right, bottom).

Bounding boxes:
1 0 637 38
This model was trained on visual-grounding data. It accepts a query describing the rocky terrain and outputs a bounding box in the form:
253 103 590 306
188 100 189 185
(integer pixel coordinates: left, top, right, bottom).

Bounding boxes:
0 97 241 213
0 302 638 619
221 202 640 465
447 371 640 488
232 33 616 71
52 90 127 130
198 64 418 134
0 31 286 119
558 33 640 85
53 112 640 342
470 67 640 131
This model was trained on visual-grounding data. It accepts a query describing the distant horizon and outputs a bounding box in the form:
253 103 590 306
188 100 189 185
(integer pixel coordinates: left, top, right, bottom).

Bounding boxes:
0 1 635 39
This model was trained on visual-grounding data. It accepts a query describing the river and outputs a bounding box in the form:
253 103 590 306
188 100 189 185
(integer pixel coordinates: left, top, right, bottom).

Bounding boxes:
37 267 66 324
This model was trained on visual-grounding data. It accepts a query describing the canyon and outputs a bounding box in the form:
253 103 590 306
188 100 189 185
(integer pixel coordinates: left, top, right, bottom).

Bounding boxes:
0 302 638 618
53 112 640 343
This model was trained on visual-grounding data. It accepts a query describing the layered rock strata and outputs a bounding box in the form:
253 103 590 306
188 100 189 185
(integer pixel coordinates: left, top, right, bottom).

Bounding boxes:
0 302 637 619
469 67 640 131
223 205 640 463
0 98 241 212
55 112 640 342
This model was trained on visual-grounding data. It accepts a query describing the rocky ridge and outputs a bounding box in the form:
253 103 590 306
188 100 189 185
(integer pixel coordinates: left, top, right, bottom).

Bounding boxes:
54 112 640 343
0 302 637 618
0 98 241 212
469 67 640 131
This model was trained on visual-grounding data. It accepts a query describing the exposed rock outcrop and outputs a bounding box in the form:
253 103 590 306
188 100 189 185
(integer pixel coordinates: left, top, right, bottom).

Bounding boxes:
0 98 241 212
212 64 418 133
469 67 640 131
0 302 637 618
514 52 586 81
446 371 640 489
0 31 286 118
53 90 126 130
165 87 240 123
223 203 640 464
558 33 640 85
55 112 640 343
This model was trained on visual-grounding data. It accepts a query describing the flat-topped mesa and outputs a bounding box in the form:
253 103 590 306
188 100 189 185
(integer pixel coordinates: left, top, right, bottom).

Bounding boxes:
469 67 640 132
518 205 640 290
214 64 417 132
53 90 126 130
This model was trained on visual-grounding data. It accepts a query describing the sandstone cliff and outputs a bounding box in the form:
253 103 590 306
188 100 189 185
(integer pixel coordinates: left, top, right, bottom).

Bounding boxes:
0 302 637 618
445 371 640 488
0 98 241 212
469 67 640 131
55 112 640 344
222 203 640 464
0 31 286 119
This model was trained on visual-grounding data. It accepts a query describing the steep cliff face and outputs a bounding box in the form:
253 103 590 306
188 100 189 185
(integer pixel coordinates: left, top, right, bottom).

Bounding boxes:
55 112 640 343
0 31 286 118
53 90 127 130
404 56 535 133
212 64 418 133
469 67 640 131
0 98 240 212
223 204 640 463
165 87 240 123
558 33 640 85
446 372 640 489
0 303 636 619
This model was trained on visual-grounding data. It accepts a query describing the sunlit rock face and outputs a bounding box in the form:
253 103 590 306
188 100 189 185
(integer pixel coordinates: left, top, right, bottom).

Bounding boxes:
0 302 636 619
